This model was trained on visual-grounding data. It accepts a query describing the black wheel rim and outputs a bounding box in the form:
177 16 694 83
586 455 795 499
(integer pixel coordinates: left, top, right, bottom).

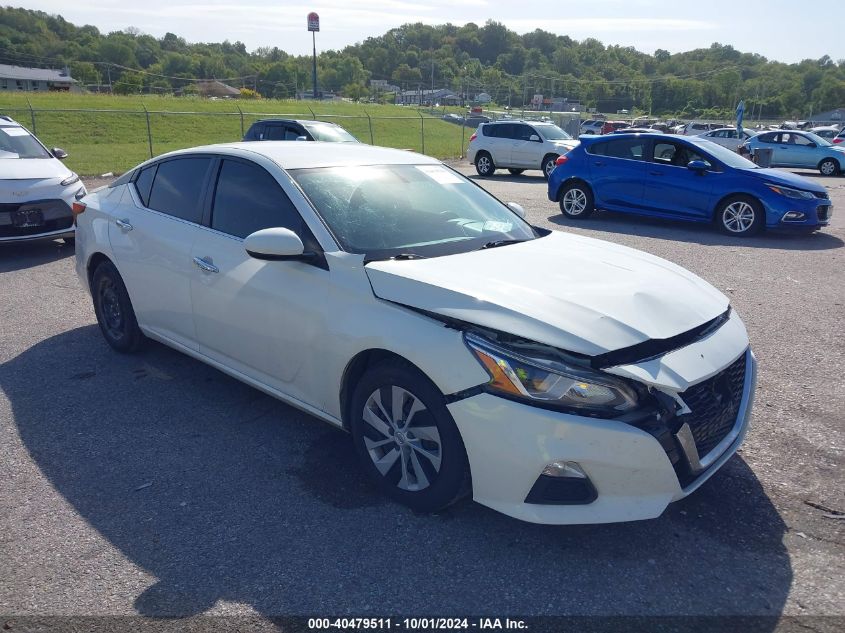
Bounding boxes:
99 278 124 340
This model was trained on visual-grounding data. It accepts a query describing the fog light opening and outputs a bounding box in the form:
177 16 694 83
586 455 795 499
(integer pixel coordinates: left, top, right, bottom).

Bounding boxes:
782 211 805 222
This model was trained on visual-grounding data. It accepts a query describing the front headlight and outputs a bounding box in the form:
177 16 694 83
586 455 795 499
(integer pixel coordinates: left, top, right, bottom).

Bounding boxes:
465 332 639 415
61 173 80 187
766 183 815 199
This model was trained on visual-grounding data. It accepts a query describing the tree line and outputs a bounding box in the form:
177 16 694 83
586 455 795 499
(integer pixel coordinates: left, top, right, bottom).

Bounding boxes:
1 6 843 118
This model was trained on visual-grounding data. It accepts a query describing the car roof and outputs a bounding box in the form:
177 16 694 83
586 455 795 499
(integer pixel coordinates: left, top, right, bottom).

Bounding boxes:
155 141 440 170
252 118 341 127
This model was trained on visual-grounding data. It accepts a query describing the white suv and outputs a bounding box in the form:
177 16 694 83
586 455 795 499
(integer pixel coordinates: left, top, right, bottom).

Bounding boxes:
0 116 84 243
467 121 579 179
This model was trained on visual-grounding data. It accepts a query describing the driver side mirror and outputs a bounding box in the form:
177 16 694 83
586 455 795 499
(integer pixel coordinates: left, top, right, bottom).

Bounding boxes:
808 142 817 148
244 227 315 262
506 202 526 218
52 147 68 159
529 134 541 142
687 160 710 173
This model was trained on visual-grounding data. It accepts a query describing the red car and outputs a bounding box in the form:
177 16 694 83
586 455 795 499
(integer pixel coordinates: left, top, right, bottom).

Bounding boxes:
834 129 845 145
600 120 630 134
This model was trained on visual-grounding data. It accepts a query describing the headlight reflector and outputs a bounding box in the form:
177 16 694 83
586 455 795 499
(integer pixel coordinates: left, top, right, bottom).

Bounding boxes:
61 173 80 187
766 183 815 199
465 332 639 414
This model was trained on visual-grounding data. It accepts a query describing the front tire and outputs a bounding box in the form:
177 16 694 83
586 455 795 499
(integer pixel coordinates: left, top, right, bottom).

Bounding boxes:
559 181 595 219
349 360 471 513
474 152 495 177
716 195 764 236
92 260 145 353
819 158 839 176
542 154 559 180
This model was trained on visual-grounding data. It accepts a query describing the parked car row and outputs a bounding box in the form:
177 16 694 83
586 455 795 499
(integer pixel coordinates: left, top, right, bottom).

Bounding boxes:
0 116 85 243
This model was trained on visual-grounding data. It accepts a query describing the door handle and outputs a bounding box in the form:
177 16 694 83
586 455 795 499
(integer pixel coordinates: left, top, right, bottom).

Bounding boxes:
649 171 664 176
115 218 133 231
593 161 606 167
193 256 219 274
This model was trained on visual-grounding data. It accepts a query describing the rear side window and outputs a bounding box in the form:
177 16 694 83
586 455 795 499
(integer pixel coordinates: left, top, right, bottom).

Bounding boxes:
489 124 514 138
147 157 211 223
588 138 646 160
211 159 303 239
134 165 156 206
757 133 777 143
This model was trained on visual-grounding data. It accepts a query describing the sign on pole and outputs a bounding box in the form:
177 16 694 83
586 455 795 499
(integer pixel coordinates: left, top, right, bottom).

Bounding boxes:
307 12 320 32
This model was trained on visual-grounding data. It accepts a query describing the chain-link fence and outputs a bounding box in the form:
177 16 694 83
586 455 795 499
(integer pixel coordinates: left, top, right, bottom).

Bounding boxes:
0 103 589 175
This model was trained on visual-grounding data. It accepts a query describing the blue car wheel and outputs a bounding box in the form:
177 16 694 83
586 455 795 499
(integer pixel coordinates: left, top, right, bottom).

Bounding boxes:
716 195 763 237
559 181 595 219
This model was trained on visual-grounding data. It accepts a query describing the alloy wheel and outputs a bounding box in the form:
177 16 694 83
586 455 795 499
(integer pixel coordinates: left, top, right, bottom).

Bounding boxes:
562 188 588 215
362 386 442 492
820 160 836 176
476 155 492 175
722 201 756 233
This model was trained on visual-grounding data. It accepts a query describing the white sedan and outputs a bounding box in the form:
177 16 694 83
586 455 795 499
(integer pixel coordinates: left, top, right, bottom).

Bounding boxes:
0 116 84 243
696 127 756 150
74 142 756 525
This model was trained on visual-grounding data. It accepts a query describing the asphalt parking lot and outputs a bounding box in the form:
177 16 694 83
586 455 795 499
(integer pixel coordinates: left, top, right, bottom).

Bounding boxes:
1 165 843 628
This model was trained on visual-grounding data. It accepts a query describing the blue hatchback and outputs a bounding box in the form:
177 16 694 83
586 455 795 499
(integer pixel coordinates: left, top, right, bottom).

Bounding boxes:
547 133 832 236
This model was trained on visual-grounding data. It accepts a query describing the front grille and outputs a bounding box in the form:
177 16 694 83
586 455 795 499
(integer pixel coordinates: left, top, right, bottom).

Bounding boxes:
677 353 747 459
818 206 831 221
0 215 73 238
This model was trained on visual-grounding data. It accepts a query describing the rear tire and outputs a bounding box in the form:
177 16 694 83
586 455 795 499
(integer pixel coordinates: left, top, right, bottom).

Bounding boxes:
819 158 839 176
474 152 495 177
92 260 145 353
349 360 471 513
715 195 764 236
559 181 595 219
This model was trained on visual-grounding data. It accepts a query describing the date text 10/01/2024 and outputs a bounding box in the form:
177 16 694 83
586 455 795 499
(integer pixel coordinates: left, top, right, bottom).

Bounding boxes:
307 618 528 630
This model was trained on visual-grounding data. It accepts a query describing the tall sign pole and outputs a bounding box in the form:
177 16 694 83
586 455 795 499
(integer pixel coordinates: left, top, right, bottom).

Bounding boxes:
307 12 320 99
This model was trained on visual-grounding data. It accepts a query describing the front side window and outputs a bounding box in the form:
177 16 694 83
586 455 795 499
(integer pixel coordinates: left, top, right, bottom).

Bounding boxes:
512 124 536 141
290 163 537 260
0 126 51 159
653 141 710 167
146 157 211 223
264 125 287 141
211 159 303 239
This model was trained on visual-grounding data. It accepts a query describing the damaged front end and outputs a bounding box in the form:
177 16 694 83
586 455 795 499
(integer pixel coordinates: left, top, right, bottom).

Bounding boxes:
427 311 755 494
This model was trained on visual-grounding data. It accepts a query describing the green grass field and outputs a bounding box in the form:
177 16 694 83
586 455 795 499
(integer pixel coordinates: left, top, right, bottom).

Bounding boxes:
0 93 473 175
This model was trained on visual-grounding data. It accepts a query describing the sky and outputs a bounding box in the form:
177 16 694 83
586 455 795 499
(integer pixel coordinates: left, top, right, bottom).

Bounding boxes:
20 0 845 64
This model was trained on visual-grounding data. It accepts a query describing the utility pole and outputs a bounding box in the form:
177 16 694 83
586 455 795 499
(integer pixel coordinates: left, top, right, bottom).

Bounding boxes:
431 57 434 91
307 12 320 99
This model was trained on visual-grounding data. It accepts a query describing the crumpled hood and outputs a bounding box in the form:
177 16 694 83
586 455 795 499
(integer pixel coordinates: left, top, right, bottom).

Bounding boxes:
365 231 728 356
0 157 70 180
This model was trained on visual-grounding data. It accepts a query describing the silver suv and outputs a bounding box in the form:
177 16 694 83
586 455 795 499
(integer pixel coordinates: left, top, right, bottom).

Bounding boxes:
467 121 579 179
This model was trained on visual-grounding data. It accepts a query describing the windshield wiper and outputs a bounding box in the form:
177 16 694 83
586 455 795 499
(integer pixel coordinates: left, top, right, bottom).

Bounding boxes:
390 253 426 260
364 253 426 264
479 239 526 250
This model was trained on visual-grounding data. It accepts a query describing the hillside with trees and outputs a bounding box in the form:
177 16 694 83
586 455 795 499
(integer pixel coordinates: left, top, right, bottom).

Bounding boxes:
1 6 843 117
